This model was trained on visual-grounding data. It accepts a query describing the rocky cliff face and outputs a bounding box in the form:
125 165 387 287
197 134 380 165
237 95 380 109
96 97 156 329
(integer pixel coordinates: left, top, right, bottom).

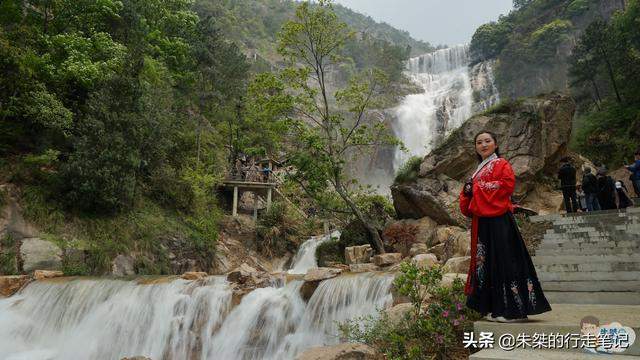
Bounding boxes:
391 93 576 225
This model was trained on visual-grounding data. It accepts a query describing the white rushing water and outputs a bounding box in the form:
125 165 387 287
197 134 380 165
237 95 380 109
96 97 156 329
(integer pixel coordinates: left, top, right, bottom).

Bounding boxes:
0 233 392 360
288 230 340 274
392 45 499 171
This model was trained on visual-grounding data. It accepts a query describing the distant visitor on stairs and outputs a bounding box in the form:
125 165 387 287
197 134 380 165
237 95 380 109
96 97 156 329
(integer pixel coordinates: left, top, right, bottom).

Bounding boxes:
459 131 552 321
557 157 579 213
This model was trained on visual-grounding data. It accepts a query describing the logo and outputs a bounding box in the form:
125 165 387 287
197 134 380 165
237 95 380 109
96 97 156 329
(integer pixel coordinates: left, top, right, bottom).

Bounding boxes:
580 316 636 354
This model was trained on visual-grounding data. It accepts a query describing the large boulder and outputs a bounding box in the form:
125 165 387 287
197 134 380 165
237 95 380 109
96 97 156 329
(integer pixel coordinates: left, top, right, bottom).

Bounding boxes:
384 302 414 326
431 226 470 261
392 94 575 222
33 270 64 280
19 238 62 273
371 253 403 267
300 267 343 301
0 275 30 297
344 245 373 265
295 343 382 360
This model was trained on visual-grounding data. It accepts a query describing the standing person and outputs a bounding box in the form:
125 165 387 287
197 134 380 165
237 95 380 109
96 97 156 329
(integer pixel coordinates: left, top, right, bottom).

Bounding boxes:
582 168 600 211
576 185 587 212
597 168 617 210
626 150 640 198
615 180 633 209
460 131 551 322
558 157 579 213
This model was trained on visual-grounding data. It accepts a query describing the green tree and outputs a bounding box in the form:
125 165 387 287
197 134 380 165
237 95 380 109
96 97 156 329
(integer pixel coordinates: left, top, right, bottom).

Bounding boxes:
469 20 512 62
272 0 398 253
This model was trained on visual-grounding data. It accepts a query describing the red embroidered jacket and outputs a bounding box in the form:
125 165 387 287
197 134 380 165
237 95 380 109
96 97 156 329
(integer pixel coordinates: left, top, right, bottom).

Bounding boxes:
459 157 516 295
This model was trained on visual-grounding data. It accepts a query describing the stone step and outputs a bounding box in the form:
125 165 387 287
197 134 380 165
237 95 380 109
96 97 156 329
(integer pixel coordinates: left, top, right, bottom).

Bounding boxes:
537 271 640 282
473 304 640 356
544 291 640 305
535 247 640 256
470 348 640 359
537 240 640 250
541 280 640 292
536 262 640 273
532 255 640 265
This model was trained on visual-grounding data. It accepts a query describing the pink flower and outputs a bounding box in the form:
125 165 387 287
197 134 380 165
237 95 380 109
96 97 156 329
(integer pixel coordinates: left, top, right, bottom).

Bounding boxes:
453 320 460 326
456 302 463 311
459 315 465 321
436 334 444 343
442 310 449 318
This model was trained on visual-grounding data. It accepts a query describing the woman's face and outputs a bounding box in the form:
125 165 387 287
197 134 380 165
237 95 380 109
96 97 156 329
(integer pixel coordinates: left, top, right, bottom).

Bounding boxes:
475 133 497 160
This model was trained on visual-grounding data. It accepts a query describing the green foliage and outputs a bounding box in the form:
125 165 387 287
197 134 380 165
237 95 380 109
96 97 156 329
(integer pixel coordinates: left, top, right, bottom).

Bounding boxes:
0 234 18 275
394 156 422 184
315 237 344 266
470 21 513 62
340 262 481 359
256 201 304 257
567 0 592 17
569 1 640 167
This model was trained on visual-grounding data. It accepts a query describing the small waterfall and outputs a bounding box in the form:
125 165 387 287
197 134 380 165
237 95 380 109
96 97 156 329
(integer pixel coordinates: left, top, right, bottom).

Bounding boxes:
392 45 499 171
0 242 392 360
288 231 340 274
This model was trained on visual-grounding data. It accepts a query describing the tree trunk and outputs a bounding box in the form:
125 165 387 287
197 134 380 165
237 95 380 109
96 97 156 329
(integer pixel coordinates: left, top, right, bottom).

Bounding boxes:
334 179 386 254
602 51 622 103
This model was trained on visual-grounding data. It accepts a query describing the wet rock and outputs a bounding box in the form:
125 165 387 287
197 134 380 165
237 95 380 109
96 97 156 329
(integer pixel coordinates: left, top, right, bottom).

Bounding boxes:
20 238 62 272
443 256 470 274
112 254 135 277
411 253 438 269
227 263 260 284
295 343 382 360
441 273 468 288
303 267 342 282
0 275 30 297
348 263 379 273
325 262 350 271
344 244 373 264
371 253 402 267
33 270 64 280
181 271 208 280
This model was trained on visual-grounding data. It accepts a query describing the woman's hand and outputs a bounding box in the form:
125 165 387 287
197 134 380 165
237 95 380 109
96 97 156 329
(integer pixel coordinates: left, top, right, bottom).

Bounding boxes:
463 178 473 197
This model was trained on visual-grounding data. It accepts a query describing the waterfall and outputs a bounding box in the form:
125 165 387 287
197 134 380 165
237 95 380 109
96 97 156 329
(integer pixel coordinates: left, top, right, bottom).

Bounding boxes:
287 230 340 274
0 232 392 360
392 45 499 171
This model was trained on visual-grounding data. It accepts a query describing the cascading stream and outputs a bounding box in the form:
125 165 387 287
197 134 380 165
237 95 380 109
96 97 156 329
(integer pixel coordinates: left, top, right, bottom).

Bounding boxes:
392 45 499 171
0 234 392 360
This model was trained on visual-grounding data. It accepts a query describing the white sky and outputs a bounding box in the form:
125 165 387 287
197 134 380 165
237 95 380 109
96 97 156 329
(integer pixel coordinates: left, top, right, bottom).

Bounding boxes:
333 0 514 46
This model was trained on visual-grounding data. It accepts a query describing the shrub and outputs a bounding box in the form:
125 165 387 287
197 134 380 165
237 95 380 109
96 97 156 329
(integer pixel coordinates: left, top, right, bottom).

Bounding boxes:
256 201 303 257
316 238 344 266
340 262 481 360
0 234 18 275
394 156 422 184
382 222 418 256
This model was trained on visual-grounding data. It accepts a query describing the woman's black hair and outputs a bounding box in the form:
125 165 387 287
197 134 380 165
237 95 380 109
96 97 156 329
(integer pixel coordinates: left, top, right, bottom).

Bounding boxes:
473 131 500 162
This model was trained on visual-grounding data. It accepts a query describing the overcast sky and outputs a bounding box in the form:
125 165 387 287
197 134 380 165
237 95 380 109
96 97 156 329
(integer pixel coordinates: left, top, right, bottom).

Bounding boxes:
333 0 513 46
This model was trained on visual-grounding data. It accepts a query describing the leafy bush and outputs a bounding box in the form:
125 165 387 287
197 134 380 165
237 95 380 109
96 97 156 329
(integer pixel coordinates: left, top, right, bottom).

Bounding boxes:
256 201 303 257
0 234 18 275
340 262 481 360
316 238 344 266
394 156 422 184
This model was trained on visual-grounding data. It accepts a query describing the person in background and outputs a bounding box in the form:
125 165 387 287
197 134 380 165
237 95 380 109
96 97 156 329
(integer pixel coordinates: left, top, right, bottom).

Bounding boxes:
582 167 600 211
597 167 617 210
626 150 640 198
576 184 587 212
615 180 633 209
558 157 579 213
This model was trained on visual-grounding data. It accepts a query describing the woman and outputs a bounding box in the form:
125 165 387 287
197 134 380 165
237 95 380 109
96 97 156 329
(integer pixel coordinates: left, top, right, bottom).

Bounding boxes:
615 180 633 209
459 132 551 322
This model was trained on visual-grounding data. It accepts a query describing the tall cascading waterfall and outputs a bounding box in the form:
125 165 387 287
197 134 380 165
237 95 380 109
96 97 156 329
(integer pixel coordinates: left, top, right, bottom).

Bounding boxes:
391 45 499 171
0 234 391 360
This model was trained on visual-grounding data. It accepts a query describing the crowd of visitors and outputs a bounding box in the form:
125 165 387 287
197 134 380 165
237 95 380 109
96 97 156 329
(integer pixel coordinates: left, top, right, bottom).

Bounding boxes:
557 151 639 213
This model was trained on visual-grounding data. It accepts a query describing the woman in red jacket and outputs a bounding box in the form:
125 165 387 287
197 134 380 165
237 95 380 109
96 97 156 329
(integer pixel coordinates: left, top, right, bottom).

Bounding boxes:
460 132 551 322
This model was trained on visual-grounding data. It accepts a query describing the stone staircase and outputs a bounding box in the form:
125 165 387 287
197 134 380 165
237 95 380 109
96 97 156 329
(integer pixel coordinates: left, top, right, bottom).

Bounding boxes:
531 207 640 305
470 207 640 359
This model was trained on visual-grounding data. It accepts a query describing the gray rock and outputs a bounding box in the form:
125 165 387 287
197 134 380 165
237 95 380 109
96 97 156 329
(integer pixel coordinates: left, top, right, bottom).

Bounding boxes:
111 254 135 277
372 253 403 267
20 238 62 273
344 244 373 264
412 253 438 269
443 256 471 274
348 263 379 273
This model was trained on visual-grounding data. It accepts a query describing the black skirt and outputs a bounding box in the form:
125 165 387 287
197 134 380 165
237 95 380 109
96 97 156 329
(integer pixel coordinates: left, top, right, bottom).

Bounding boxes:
466 212 552 319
